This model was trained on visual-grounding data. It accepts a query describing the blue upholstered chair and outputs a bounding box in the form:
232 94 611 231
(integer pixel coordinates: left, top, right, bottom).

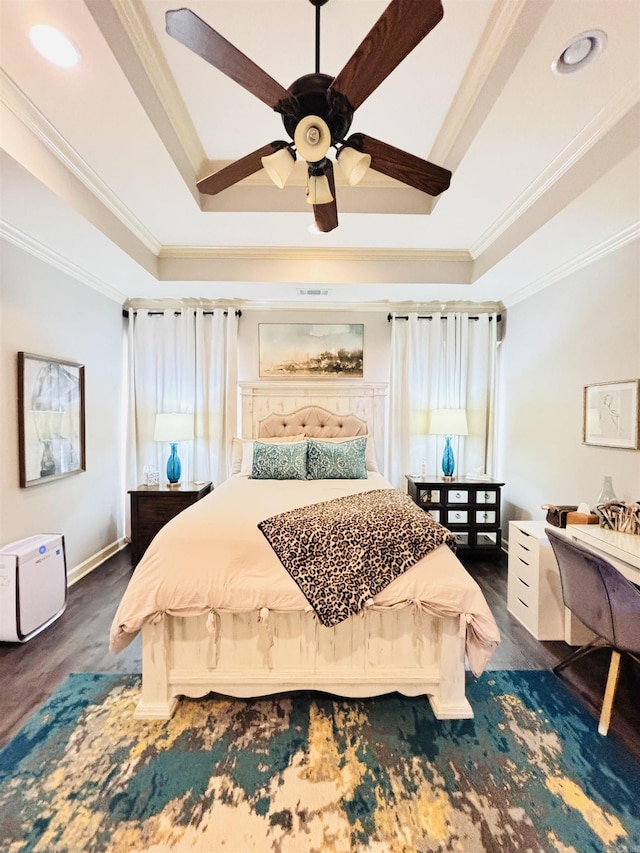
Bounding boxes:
546 527 640 736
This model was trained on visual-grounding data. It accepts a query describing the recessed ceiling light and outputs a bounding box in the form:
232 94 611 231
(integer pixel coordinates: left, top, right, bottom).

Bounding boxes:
29 24 81 68
552 30 606 75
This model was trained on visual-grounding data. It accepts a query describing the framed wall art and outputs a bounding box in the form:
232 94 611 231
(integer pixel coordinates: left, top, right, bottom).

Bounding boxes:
18 352 86 487
583 379 639 449
259 324 364 378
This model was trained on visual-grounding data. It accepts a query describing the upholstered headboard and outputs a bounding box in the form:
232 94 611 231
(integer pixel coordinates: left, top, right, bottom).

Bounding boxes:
257 405 368 439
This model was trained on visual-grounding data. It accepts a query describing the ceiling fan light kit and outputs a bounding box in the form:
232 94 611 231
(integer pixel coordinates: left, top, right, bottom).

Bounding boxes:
336 145 372 186
167 0 452 232
294 115 332 163
306 174 333 206
261 145 296 189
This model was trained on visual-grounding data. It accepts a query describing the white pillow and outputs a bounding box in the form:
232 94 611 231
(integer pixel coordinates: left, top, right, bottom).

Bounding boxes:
308 435 378 472
230 435 306 476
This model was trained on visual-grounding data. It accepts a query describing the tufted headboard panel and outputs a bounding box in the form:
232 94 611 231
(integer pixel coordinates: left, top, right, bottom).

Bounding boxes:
257 405 368 439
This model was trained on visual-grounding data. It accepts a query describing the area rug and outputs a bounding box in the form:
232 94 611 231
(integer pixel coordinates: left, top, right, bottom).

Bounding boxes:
1 672 638 853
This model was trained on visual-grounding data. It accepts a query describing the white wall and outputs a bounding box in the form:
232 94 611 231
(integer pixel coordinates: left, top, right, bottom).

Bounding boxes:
500 240 640 533
0 240 126 580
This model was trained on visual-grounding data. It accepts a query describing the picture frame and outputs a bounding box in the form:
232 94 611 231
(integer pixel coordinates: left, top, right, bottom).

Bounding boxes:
582 379 639 450
17 352 86 487
259 324 364 378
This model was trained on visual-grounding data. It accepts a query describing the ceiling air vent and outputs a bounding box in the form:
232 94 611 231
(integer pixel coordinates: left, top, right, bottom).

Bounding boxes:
296 288 331 297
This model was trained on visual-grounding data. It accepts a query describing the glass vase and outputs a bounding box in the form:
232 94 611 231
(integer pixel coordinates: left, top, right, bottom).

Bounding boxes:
596 476 616 506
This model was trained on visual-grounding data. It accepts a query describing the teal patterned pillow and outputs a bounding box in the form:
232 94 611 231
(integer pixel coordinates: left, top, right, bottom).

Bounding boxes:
307 437 368 480
251 440 308 480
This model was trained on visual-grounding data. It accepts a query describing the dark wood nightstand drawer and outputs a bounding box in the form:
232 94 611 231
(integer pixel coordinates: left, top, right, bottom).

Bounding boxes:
136 497 194 524
128 481 212 564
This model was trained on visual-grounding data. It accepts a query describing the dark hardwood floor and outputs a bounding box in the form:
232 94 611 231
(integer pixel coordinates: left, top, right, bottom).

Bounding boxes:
1 547 638 763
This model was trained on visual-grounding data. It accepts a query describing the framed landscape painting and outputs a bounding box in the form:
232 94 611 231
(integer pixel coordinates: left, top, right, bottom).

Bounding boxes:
18 352 86 487
583 379 639 449
259 324 364 378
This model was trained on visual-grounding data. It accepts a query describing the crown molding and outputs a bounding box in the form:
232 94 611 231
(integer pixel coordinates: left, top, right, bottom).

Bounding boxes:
503 221 640 308
429 0 530 168
0 220 127 304
0 69 162 255
470 80 640 259
112 0 205 173
158 245 471 263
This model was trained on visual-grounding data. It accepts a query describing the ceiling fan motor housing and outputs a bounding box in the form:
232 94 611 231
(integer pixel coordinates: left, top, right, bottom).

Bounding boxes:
280 73 354 162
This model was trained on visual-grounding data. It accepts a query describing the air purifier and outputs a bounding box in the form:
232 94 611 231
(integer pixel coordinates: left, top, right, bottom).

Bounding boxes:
0 534 67 642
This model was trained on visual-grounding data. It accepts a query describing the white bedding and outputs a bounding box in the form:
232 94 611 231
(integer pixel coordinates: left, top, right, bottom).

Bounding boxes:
110 473 500 673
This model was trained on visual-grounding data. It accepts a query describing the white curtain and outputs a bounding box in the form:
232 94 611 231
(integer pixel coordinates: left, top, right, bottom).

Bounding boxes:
126 308 238 493
385 312 500 489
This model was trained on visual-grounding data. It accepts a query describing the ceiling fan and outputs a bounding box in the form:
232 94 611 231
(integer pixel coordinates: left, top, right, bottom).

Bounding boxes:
166 0 451 232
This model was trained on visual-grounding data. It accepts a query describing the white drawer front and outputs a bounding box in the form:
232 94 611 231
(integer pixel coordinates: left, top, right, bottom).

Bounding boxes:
476 510 496 525
508 588 538 632
509 553 538 588
509 526 540 560
427 510 441 523
454 532 469 547
476 490 498 505
448 490 468 504
447 510 468 524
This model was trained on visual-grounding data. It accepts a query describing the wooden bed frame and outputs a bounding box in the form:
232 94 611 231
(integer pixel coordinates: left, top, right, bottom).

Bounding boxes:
134 406 473 721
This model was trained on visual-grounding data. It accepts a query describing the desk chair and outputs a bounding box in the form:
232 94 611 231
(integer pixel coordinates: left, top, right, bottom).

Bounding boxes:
546 527 640 736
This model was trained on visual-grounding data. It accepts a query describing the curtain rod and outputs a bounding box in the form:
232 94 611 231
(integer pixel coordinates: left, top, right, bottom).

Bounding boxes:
388 313 502 322
122 309 242 318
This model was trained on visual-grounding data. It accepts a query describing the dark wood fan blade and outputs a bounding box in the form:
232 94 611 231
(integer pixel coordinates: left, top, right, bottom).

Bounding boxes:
313 162 338 232
197 142 282 195
329 0 443 110
166 8 289 109
351 133 451 196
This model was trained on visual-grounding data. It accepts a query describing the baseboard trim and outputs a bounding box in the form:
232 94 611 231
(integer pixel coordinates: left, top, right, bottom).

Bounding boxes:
68 538 128 586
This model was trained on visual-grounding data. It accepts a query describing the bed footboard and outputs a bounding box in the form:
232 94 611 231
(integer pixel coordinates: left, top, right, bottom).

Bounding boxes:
134 606 472 720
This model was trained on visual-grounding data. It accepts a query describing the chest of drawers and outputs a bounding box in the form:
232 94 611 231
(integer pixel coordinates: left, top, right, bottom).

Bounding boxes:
406 476 504 555
507 520 565 640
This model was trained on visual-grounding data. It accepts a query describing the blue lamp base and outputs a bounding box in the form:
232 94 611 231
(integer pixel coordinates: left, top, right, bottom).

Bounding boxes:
441 436 455 480
166 442 182 484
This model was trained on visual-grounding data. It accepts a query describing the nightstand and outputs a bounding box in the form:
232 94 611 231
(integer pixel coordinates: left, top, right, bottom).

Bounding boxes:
128 481 212 564
406 475 505 555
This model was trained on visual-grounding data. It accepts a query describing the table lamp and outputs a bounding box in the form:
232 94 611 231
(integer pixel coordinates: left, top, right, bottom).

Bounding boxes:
429 408 468 481
153 413 194 485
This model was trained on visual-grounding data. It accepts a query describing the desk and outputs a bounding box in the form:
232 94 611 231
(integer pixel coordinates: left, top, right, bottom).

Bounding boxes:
566 525 640 586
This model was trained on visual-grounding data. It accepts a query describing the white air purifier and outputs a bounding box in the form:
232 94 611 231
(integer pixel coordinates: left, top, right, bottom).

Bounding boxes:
0 534 67 642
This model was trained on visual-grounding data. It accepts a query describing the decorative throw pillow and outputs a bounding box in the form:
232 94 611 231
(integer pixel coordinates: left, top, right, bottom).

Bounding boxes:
251 440 308 480
230 435 305 475
307 437 368 480
312 435 379 472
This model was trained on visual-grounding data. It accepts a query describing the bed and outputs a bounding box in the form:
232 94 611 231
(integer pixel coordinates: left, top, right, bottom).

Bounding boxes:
111 406 500 720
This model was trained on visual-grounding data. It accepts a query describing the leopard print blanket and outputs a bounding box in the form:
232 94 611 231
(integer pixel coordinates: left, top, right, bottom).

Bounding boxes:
258 488 456 628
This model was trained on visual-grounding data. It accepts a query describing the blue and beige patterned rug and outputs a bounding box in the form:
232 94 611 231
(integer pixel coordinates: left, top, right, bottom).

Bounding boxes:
1 671 638 852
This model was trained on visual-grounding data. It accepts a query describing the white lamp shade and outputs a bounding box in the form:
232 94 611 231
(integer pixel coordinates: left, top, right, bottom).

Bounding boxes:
294 115 331 163
261 147 295 188
429 408 468 436
337 146 371 186
305 174 333 205
154 413 194 442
